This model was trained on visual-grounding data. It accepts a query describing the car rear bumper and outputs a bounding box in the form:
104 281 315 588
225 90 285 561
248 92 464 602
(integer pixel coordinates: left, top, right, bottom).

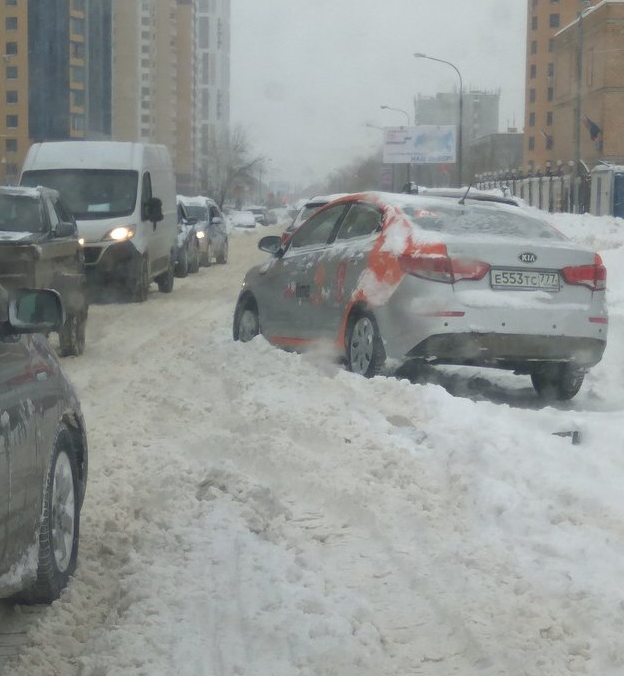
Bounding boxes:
405 332 606 370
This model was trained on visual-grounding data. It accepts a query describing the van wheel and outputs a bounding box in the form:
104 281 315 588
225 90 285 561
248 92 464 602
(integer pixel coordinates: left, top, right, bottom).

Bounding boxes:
131 254 150 302
156 257 174 293
58 311 87 357
16 425 80 604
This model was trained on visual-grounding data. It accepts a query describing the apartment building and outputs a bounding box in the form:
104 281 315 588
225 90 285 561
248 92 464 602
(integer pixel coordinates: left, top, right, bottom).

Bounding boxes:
524 0 598 171
176 0 195 194
554 0 624 167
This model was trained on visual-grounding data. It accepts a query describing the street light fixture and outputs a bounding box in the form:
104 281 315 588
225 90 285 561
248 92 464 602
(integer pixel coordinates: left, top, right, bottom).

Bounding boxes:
379 105 410 127
379 105 412 186
414 52 463 187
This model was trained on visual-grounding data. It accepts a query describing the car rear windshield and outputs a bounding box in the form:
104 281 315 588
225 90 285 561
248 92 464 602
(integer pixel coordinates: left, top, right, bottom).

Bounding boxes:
401 203 566 241
21 169 139 220
0 194 45 233
183 205 208 221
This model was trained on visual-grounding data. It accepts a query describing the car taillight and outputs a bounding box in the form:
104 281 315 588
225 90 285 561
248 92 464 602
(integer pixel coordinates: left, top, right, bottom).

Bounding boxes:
398 243 490 284
562 254 606 291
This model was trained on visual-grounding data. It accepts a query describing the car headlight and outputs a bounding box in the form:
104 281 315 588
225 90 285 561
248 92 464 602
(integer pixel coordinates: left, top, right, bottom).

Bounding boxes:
104 226 135 241
78 237 85 246
196 230 206 239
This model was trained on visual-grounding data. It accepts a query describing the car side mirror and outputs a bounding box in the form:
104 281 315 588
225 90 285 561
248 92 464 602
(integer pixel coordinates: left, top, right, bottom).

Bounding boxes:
8 288 64 332
145 197 164 224
258 235 282 256
54 221 76 238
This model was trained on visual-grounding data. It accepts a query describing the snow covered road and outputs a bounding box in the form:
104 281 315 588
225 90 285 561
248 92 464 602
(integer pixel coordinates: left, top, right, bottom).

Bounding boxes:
1 215 624 676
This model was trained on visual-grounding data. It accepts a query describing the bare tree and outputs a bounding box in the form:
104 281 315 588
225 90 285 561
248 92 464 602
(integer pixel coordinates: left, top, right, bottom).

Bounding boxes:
206 125 266 208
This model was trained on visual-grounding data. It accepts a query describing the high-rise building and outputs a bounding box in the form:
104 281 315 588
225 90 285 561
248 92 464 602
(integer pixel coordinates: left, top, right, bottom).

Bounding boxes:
523 0 597 172
553 0 624 168
0 0 112 184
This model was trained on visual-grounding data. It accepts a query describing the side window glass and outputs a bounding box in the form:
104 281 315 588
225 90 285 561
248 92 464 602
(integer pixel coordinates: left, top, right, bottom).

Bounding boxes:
141 172 152 221
54 198 74 226
335 204 382 241
44 197 60 231
290 204 346 249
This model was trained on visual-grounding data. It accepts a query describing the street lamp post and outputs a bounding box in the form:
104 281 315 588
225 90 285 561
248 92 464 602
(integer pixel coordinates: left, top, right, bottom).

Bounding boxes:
380 104 411 186
414 52 463 187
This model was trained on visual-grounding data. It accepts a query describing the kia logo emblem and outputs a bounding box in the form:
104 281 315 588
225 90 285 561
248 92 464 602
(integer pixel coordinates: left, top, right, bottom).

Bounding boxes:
519 252 537 263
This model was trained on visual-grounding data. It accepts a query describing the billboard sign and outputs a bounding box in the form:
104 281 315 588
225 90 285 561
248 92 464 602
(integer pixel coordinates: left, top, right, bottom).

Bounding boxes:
383 125 456 164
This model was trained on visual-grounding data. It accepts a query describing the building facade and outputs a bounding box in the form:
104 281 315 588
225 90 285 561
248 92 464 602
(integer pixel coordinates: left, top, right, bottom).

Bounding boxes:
553 0 624 168
523 0 599 172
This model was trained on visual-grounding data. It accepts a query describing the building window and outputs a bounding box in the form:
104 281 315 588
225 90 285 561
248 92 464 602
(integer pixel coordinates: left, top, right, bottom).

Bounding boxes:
531 40 537 55
5 65 17 79
70 17 85 36
6 114 18 128
70 114 85 132
547 62 554 77
532 16 538 30
5 138 17 152
71 89 85 107
5 0 18 6
5 41 17 55
70 66 84 83
71 0 86 9
547 87 554 102
545 135 553 150
528 137 535 151
548 38 555 53
549 14 559 28
198 16 209 48
546 111 553 126
530 64 537 79
71 42 85 59
6 90 17 104
5 17 17 31
550 0 559 4
532 0 538 7
529 112 536 127
529 88 536 103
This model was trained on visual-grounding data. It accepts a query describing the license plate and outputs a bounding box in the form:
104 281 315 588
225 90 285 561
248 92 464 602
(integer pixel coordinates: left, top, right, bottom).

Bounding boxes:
490 268 560 291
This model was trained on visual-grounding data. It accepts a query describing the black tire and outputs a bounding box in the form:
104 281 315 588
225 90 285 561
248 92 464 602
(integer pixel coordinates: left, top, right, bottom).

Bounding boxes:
216 239 229 264
175 246 189 278
188 238 200 273
156 257 175 293
531 363 586 400
233 297 259 342
201 241 212 267
17 425 80 604
58 311 87 357
131 254 150 302
346 311 385 377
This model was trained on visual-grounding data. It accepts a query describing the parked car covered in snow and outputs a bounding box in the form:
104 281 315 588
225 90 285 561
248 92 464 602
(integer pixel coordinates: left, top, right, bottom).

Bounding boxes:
175 199 200 277
177 195 228 265
234 191 608 400
0 186 89 356
230 209 258 229
0 286 88 603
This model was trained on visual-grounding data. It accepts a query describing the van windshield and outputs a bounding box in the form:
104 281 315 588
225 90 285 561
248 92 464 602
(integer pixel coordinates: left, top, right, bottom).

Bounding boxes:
21 169 139 220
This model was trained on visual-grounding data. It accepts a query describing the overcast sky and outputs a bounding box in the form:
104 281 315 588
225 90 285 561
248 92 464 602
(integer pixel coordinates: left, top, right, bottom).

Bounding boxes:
230 0 527 187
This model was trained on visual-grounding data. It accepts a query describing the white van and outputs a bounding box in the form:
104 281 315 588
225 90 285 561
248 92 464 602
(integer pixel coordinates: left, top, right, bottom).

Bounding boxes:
20 141 178 302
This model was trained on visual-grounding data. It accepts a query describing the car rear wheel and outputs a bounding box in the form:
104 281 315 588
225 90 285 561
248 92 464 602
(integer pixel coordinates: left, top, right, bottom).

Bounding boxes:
216 240 229 264
58 311 87 357
156 257 175 293
234 298 259 342
346 311 385 377
175 246 189 278
531 363 585 400
188 239 200 273
17 425 80 604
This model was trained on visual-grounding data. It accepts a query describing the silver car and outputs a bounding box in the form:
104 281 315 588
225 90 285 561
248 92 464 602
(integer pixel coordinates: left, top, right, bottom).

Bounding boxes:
0 287 88 603
233 191 608 400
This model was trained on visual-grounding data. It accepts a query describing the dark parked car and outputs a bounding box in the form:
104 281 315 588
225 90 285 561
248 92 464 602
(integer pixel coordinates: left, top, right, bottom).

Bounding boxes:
175 200 200 277
177 196 228 265
0 186 89 356
0 287 88 603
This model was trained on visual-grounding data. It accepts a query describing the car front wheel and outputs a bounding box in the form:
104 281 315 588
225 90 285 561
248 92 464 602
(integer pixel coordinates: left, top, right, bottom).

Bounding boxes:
346 311 385 377
18 425 80 604
531 363 586 400
233 298 259 342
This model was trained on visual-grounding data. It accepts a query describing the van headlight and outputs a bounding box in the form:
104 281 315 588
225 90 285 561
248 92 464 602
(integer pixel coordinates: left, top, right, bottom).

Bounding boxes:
104 226 135 241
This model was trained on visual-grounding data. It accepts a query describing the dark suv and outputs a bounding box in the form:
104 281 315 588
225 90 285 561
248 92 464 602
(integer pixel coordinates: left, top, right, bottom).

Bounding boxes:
0 186 88 356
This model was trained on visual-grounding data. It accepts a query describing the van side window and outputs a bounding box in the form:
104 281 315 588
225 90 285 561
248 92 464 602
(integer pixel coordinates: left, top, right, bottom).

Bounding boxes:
141 172 153 221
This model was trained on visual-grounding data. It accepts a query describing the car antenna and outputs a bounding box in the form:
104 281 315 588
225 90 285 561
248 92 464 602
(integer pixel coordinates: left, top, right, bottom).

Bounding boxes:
458 184 472 205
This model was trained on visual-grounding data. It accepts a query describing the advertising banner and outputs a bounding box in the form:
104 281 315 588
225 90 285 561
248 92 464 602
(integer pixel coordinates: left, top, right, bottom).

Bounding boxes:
383 125 456 164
